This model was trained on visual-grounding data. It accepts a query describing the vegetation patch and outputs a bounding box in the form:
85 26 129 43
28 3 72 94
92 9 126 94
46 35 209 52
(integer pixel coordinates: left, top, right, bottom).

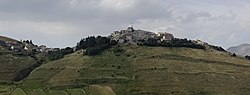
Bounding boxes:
49 90 68 95
67 89 87 95
76 36 117 56
189 90 212 95
47 47 74 61
12 88 27 95
85 85 116 95
26 89 46 95
140 38 206 49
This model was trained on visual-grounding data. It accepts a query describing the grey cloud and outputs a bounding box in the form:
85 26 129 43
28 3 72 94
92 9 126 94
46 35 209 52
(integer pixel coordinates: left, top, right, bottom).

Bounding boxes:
0 0 250 48
0 0 171 23
179 11 211 24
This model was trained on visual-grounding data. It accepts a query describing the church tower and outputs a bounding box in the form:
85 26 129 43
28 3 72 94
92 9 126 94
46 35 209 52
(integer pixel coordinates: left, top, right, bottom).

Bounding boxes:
127 23 134 32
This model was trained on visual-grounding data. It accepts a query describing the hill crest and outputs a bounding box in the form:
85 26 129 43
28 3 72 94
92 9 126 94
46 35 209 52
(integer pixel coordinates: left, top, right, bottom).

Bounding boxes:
0 35 19 42
110 26 174 44
227 44 250 56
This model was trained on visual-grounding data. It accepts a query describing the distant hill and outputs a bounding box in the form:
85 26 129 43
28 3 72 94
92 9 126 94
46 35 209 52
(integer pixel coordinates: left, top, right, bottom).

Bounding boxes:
4 45 249 95
227 44 250 56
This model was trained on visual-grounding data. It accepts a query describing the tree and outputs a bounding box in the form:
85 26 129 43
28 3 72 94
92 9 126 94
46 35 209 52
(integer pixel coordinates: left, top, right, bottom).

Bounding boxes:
47 47 74 61
245 55 250 60
142 38 158 46
76 36 118 56
140 38 205 49
30 40 33 45
232 53 237 57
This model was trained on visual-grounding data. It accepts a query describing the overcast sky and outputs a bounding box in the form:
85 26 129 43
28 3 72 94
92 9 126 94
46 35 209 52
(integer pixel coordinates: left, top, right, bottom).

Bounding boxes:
0 0 250 48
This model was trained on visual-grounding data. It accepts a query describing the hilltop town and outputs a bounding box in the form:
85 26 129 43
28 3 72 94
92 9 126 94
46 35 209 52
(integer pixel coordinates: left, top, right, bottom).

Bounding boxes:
109 27 211 48
0 39 59 56
108 26 227 54
110 26 174 44
0 26 224 57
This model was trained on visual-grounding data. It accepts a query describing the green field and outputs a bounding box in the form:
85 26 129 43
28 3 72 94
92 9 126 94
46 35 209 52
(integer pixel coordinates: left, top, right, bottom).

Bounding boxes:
26 89 46 95
1 45 250 95
67 89 87 95
87 85 116 95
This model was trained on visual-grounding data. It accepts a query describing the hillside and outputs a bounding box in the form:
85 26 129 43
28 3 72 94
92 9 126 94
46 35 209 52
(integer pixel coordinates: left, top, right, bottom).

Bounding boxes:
0 36 41 83
2 45 250 95
0 36 19 42
0 45 37 82
227 44 250 56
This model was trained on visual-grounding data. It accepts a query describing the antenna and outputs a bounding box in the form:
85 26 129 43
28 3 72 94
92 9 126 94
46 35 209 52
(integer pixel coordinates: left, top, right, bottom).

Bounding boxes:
128 23 134 27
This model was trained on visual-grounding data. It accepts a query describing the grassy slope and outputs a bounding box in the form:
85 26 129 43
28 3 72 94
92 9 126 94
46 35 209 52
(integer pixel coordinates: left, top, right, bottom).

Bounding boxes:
0 36 39 94
0 36 38 83
0 46 37 82
9 45 250 95
0 36 18 42
11 88 26 95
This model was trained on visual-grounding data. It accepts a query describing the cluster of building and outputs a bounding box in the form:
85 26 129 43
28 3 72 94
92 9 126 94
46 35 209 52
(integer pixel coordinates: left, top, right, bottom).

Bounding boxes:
110 26 174 44
0 40 59 55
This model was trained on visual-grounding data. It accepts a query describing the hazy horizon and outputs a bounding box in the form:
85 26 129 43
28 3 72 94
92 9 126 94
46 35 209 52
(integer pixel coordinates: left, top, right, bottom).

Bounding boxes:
1 0 250 48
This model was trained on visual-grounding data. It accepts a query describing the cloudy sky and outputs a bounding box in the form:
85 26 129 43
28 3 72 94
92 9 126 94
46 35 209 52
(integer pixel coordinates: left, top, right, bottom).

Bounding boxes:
0 0 250 48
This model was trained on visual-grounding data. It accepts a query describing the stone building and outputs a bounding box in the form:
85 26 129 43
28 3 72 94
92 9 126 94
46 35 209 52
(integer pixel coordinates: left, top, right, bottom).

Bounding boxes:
157 32 174 41
111 27 157 44
38 45 47 52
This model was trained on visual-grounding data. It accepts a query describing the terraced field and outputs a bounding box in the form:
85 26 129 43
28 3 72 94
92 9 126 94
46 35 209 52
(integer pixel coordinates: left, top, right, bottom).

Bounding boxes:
2 45 250 95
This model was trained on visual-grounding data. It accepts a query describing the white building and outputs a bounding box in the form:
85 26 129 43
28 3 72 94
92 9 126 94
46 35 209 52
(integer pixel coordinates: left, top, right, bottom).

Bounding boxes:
157 32 174 41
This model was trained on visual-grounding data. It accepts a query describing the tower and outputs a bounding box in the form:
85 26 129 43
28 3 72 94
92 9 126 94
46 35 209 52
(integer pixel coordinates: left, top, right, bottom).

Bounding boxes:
127 23 134 32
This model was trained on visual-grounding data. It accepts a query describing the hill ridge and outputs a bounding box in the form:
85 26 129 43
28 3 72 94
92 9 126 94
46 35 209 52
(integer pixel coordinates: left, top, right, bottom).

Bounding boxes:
227 44 250 56
0 35 19 42
15 45 250 95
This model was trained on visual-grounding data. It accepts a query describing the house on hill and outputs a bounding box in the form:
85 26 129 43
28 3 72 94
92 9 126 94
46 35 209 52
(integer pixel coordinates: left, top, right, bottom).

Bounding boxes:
157 32 174 41
0 40 6 45
38 45 47 52
10 45 22 52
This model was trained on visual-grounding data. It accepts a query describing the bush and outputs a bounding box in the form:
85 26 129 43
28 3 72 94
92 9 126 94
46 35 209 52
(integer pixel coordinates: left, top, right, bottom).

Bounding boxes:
85 47 99 56
85 44 111 56
113 47 124 53
245 55 250 60
47 51 64 61
140 38 205 49
231 53 237 57
47 47 74 61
